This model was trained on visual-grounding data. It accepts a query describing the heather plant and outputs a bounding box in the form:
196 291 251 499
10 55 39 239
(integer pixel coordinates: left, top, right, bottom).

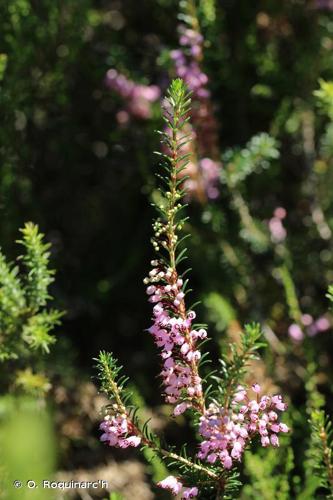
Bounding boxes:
0 222 62 396
96 79 289 499
2 1 333 498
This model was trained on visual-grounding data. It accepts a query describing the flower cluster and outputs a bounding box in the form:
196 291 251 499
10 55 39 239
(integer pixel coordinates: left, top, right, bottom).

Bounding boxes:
157 476 198 498
144 261 206 412
105 69 160 122
197 384 289 469
100 411 141 448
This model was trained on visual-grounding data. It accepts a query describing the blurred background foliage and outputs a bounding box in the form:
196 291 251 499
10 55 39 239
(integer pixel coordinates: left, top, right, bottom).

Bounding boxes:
1 0 333 498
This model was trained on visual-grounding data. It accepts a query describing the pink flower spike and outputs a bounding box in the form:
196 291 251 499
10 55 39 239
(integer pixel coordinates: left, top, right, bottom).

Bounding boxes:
252 383 261 394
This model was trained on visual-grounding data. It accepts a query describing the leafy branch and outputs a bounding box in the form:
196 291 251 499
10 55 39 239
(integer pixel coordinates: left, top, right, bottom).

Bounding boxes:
307 409 333 498
0 223 62 395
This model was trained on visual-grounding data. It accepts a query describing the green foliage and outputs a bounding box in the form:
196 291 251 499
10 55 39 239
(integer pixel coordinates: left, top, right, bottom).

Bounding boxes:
314 80 333 160
204 292 237 333
327 285 333 305
129 385 168 482
95 351 130 411
198 0 216 26
222 133 279 188
232 191 270 253
314 80 333 120
306 410 333 498
17 222 55 311
109 493 124 500
0 223 62 395
242 438 294 500
320 123 333 159
219 133 279 253
278 264 302 325
214 323 265 406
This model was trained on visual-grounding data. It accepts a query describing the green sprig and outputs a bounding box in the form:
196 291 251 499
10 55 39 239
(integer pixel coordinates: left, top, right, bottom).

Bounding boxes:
307 409 333 498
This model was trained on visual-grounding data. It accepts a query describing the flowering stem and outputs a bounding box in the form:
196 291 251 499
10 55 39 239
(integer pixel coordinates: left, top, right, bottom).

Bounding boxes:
165 90 206 414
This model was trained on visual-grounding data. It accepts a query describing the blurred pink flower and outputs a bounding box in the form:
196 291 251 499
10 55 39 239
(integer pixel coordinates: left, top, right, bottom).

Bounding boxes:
288 324 304 342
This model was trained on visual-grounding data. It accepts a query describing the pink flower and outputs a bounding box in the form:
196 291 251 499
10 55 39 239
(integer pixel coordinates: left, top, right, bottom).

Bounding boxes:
279 423 289 433
274 207 286 219
288 323 304 342
126 436 141 447
223 454 233 469
99 414 141 449
182 487 199 499
157 476 183 495
233 386 247 402
174 402 190 416
269 217 287 243
261 436 270 447
207 453 217 463
311 317 330 335
301 314 313 326
270 434 279 447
